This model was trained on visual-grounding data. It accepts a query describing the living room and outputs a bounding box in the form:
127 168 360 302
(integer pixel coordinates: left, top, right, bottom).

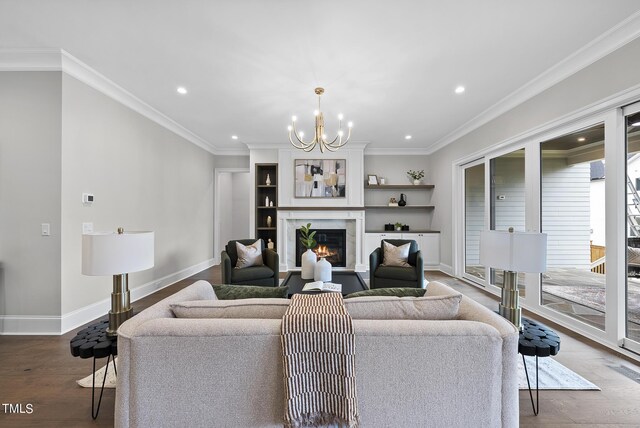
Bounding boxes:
2 1 640 426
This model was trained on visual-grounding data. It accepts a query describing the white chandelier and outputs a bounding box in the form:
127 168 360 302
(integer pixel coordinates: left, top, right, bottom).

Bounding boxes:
288 87 353 152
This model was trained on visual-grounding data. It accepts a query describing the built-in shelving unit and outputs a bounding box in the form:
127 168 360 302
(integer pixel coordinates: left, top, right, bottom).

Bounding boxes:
255 163 278 251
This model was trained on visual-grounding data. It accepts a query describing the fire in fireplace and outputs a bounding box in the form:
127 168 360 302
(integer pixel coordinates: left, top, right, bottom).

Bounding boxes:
295 228 346 267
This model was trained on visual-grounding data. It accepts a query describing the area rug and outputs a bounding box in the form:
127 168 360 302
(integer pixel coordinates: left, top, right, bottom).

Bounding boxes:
518 355 599 390
76 358 117 389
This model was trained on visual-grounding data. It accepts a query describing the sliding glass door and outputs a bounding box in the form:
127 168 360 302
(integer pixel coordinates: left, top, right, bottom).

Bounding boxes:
463 160 486 283
625 103 640 348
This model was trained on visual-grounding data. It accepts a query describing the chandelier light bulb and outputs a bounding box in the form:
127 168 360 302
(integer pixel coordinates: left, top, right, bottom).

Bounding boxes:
348 121 353 128
292 115 297 122
299 131 304 137
287 125 292 131
338 130 344 136
322 134 327 139
314 110 319 116
338 113 344 120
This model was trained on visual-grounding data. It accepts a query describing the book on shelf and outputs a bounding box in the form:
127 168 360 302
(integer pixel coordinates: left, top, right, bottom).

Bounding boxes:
302 281 342 293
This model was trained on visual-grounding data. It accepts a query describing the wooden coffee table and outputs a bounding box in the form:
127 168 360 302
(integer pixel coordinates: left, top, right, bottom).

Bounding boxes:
282 271 367 297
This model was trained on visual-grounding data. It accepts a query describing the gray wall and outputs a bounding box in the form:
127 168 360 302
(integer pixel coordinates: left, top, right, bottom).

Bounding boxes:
429 36 640 268
60 74 216 314
0 72 62 319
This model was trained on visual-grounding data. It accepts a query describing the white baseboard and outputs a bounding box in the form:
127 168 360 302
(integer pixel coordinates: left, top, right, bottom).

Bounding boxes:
0 315 61 335
438 263 454 276
57 258 215 335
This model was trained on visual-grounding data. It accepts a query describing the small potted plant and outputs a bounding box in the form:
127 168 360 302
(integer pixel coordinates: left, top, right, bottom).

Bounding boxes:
299 223 317 279
395 222 403 231
407 169 425 185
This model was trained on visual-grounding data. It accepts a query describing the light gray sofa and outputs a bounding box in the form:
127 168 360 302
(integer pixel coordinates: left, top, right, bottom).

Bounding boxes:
115 280 518 428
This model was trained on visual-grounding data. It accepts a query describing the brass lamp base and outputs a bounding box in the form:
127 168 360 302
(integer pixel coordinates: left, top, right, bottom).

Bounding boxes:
107 273 133 336
498 270 522 330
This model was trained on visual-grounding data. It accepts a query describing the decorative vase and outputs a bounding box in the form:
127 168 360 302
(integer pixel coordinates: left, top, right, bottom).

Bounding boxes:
396 226 402 231
265 174 271 185
398 193 407 206
413 179 421 185
266 215 272 227
265 195 269 206
314 257 332 282
301 249 317 279
267 239 274 250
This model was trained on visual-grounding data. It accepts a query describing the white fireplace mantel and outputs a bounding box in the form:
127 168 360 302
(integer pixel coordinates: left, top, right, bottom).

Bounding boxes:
277 209 366 272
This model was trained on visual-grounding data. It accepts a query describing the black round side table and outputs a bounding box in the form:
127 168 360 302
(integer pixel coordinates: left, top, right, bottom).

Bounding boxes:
70 319 118 419
518 317 561 415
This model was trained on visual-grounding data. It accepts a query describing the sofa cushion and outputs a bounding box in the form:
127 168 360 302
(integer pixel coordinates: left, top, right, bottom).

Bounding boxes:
212 284 288 300
170 298 290 319
231 265 274 283
344 293 462 320
345 287 426 299
374 265 418 281
235 240 264 269
381 240 410 267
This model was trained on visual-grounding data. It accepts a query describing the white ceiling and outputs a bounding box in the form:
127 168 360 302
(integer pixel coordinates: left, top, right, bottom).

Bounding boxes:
2 0 640 154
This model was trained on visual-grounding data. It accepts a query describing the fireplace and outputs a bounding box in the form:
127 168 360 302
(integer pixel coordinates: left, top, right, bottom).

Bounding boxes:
295 228 347 267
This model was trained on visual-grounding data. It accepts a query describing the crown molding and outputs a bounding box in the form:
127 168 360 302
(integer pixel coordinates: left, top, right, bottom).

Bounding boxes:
364 147 430 156
427 10 640 155
0 48 224 155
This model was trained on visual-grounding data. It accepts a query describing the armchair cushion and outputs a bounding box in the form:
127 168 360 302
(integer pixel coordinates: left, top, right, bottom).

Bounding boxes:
230 266 275 283
235 240 264 269
212 284 288 300
381 241 411 267
374 265 419 281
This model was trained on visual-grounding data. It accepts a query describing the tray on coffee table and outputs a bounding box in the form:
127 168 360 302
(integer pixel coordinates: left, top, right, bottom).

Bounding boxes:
282 271 367 297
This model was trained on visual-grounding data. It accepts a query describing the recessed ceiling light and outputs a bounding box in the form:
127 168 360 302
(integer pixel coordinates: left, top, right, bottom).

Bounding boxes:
405 135 412 140
632 121 640 127
454 86 465 94
231 135 238 140
577 137 586 142
177 86 188 95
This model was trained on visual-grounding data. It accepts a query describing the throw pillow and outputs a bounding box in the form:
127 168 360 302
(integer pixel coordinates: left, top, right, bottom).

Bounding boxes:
235 240 264 269
344 287 426 299
344 293 462 320
381 241 411 267
171 298 290 319
212 284 288 300
628 246 640 267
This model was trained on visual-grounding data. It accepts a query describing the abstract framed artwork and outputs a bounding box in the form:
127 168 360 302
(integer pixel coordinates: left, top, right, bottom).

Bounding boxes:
294 159 346 198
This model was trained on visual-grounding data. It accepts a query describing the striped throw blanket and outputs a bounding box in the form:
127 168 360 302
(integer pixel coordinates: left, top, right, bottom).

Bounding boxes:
281 293 359 428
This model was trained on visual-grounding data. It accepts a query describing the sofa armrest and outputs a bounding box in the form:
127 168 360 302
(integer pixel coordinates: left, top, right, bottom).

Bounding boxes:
264 249 279 286
221 251 232 283
414 250 424 288
369 247 382 289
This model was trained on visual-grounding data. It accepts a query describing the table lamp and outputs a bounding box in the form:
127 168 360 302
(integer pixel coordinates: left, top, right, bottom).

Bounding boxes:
479 228 547 330
82 227 154 336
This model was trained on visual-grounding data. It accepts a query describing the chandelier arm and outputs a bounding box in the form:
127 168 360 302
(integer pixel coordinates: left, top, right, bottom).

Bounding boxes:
289 123 317 150
320 142 340 152
325 127 352 149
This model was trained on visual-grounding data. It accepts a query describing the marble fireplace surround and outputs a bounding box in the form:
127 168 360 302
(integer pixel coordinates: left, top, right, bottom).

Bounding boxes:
277 209 366 272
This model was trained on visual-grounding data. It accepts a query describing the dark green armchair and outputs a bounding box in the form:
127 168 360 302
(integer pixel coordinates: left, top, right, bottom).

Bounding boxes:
221 239 279 286
369 239 424 289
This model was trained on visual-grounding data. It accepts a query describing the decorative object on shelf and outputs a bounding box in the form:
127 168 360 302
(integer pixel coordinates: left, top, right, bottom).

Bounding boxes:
407 169 425 185
267 239 275 250
379 177 386 185
398 193 407 206
288 87 353 152
480 227 547 330
266 215 272 228
402 225 410 231
314 257 332 282
385 223 394 231
294 159 346 198
395 222 403 231
265 195 269 206
270 201 274 207
82 228 154 336
299 223 317 279
388 197 398 207
265 174 271 185
367 174 378 185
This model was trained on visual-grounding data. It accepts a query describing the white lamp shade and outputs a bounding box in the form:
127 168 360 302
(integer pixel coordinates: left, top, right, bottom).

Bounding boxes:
479 230 547 273
82 231 154 276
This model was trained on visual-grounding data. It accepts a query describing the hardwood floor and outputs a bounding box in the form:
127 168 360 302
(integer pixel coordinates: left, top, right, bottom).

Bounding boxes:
1 266 639 426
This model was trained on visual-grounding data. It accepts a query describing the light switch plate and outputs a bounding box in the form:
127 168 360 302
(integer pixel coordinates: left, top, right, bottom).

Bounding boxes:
82 222 93 234
41 223 50 236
